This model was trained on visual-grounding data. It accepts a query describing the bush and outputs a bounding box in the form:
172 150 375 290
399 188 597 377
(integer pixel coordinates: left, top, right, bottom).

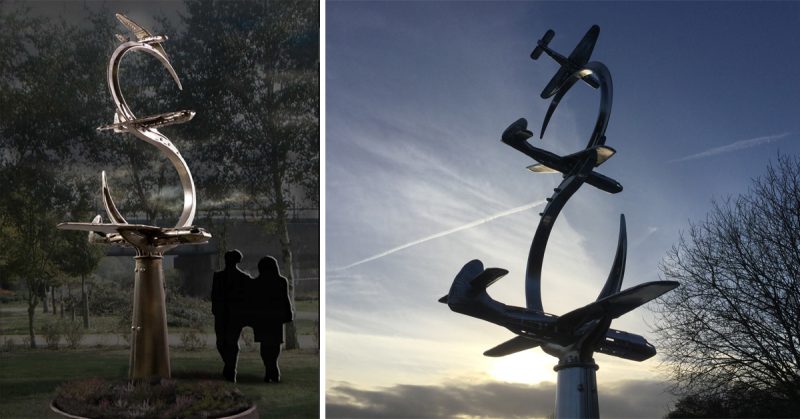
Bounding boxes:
166 294 212 329
118 306 132 344
62 320 85 349
1 337 15 352
89 282 131 316
41 322 61 349
179 329 205 351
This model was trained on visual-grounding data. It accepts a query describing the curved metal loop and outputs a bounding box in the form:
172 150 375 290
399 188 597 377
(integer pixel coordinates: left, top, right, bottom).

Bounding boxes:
540 61 613 149
524 60 616 313
104 38 196 228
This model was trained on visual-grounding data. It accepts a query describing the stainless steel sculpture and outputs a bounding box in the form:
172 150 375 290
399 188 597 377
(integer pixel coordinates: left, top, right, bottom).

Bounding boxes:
58 14 210 380
439 25 679 418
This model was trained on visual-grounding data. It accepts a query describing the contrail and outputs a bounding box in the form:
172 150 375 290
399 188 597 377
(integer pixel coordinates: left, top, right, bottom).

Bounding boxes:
668 132 791 163
332 200 546 272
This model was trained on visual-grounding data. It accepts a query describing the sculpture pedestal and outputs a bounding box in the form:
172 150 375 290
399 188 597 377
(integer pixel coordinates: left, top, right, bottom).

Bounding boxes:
129 255 171 380
554 360 599 419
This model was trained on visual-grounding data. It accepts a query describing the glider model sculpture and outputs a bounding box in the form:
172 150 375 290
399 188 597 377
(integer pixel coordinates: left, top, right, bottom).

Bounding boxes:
440 25 679 418
59 14 211 380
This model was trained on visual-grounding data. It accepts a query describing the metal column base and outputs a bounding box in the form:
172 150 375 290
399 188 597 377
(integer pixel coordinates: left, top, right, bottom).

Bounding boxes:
554 360 599 419
129 255 171 380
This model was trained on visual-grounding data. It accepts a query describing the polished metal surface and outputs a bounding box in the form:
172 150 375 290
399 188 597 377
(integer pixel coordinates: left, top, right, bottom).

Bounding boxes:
57 14 211 380
440 25 678 418
129 256 171 379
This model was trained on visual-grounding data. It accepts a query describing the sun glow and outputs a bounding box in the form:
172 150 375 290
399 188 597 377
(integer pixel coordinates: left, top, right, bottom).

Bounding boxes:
487 351 557 384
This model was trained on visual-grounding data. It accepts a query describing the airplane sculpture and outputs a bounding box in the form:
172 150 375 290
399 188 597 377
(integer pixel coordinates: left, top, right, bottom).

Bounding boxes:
501 118 622 194
440 25 678 418
58 14 209 380
59 14 209 254
533 25 600 100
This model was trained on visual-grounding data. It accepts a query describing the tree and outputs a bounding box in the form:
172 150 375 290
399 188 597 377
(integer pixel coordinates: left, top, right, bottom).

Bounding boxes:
666 384 799 418
0 166 72 348
176 0 319 349
55 178 106 328
653 155 800 412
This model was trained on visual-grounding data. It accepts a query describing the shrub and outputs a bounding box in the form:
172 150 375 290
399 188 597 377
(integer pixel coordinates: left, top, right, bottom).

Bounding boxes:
166 294 212 329
1 337 15 352
179 329 205 351
41 321 61 349
62 320 85 349
89 282 131 316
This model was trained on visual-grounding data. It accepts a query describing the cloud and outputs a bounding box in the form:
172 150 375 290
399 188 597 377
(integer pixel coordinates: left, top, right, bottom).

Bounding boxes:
327 379 674 418
668 132 791 163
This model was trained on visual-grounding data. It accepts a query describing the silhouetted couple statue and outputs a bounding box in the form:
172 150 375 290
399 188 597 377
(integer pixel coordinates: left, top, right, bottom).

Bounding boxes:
211 250 294 383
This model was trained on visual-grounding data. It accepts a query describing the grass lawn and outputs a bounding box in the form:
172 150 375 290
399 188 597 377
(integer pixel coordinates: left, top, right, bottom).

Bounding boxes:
0 348 319 418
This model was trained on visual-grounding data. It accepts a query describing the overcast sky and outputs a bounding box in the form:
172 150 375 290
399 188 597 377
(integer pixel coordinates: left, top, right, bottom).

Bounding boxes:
326 1 800 417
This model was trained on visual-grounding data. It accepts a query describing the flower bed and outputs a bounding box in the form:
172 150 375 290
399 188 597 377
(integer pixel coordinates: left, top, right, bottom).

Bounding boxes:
52 377 252 418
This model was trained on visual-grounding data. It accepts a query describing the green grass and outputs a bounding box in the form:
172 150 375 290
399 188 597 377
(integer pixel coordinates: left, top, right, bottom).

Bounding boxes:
0 348 319 418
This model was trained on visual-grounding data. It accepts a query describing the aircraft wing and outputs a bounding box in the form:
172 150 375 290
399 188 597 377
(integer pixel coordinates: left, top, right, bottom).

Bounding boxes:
115 13 171 63
526 163 559 173
116 13 151 41
57 222 162 235
540 67 572 99
560 145 616 168
567 25 599 66
484 335 541 357
556 281 679 333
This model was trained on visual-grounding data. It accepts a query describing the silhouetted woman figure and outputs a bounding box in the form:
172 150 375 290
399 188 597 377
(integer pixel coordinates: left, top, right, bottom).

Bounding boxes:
252 256 294 383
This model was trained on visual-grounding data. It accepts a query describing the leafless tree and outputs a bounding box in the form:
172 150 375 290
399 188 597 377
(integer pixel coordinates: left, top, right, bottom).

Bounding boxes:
653 154 800 408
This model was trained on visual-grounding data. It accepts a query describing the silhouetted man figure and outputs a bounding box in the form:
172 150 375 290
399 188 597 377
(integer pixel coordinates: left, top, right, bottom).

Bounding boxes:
211 249 250 382
249 256 294 383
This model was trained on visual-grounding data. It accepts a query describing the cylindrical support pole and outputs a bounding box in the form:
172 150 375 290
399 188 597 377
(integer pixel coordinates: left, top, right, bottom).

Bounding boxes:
129 255 171 380
554 361 599 419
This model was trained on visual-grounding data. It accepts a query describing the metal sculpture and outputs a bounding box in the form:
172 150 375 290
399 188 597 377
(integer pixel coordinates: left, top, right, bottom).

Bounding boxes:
439 25 679 418
58 14 210 380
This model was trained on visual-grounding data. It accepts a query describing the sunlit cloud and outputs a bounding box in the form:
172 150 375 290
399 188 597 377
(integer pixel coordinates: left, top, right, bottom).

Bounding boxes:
331 200 546 272
327 379 674 418
668 132 791 163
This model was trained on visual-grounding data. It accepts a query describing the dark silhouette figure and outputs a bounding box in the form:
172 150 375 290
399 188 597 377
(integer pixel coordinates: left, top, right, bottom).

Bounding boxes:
249 256 294 383
211 250 250 382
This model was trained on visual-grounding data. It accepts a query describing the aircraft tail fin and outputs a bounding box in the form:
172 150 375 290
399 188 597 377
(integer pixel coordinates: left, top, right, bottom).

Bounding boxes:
442 260 508 310
470 267 509 289
501 118 534 145
484 335 540 357
531 29 555 60
556 281 679 333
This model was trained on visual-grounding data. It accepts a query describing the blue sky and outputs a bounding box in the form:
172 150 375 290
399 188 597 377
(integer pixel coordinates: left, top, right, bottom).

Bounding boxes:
326 1 800 417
